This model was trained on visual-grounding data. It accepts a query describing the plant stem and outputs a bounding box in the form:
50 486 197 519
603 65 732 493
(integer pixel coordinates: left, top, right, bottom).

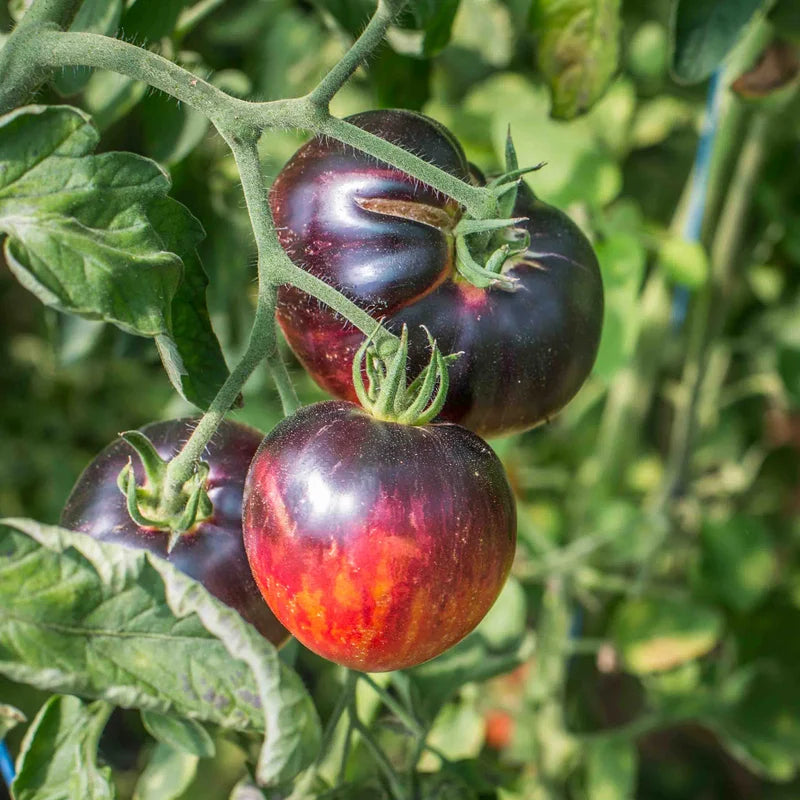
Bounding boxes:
160 298 277 508
267 351 301 417
308 0 397 109
662 111 770 502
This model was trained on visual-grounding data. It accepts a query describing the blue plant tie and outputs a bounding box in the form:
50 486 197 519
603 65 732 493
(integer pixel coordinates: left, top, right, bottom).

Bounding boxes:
0 740 14 789
671 68 724 329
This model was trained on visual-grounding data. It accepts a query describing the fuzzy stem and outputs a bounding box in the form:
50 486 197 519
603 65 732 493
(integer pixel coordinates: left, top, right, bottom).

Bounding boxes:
307 0 400 109
267 350 301 417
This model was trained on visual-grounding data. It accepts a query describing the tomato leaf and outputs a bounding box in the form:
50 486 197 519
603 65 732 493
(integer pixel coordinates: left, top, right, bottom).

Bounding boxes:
531 0 622 119
0 105 181 339
145 197 230 410
611 597 723 674
133 743 198 800
670 0 766 84
140 710 215 758
0 519 321 786
12 695 116 800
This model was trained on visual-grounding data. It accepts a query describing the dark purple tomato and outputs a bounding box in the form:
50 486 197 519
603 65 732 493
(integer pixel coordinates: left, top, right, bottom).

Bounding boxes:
271 109 604 438
61 419 288 646
242 401 516 672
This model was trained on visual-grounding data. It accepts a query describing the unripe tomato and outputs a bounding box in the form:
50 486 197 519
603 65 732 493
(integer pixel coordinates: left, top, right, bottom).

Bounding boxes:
61 419 288 646
271 109 603 437
242 401 516 672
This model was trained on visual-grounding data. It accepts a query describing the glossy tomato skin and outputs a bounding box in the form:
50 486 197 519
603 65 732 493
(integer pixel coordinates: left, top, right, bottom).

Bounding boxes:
243 401 516 672
61 419 288 646
272 110 604 438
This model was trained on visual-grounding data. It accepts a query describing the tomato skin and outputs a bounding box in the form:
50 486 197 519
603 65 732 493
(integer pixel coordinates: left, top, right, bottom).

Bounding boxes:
242 401 516 672
61 419 288 646
272 110 603 438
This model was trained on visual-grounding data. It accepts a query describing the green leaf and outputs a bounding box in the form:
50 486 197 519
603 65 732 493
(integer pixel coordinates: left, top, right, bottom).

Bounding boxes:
0 703 25 739
697 515 775 612
586 738 637 800
140 710 215 758
0 105 181 339
611 597 723 674
531 0 621 119
0 519 321 786
12 695 116 800
145 197 230 410
133 743 198 800
83 71 148 130
228 777 267 800
670 0 766 84
52 0 124 96
400 0 461 56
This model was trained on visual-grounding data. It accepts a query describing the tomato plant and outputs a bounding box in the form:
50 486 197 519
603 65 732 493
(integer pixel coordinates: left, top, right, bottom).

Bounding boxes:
243 400 516 671
60 419 288 646
272 109 604 437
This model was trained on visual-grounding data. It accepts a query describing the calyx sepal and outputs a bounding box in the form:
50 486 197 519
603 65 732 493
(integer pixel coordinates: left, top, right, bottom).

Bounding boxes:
353 324 460 426
115 431 213 549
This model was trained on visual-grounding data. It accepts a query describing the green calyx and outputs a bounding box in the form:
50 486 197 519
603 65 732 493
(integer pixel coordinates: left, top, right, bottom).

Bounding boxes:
352 324 460 426
115 431 213 551
453 127 543 291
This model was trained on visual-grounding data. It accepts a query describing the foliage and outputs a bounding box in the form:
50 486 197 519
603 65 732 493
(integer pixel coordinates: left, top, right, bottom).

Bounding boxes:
0 0 799 798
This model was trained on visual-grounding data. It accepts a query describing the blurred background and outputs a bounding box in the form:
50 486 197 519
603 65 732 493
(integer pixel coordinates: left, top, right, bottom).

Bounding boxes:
2 0 800 797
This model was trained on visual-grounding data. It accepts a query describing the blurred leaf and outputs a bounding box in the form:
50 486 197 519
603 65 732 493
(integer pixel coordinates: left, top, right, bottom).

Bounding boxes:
146 197 229 410
52 0 123 96
463 74 621 206
531 0 621 119
670 0 765 84
121 0 187 41
140 710 215 758
0 519 321 786
696 515 775 611
228 777 267 800
371 45 431 109
0 703 25 739
419 702 485 769
586 738 637 800
399 0 460 56
770 0 800 44
0 105 181 339
133 742 198 800
611 597 723 674
83 71 148 130
713 669 800 781
658 237 710 288
631 96 695 149
731 39 800 98
418 770 479 800
141 92 210 166
12 695 115 800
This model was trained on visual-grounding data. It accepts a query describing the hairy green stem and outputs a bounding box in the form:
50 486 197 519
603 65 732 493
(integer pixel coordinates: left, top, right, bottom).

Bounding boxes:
308 0 398 109
160 298 277 509
267 350 301 417
0 0 82 113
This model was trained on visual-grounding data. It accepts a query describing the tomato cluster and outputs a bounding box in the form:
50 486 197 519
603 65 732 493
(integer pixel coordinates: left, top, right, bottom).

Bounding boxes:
64 111 601 672
271 109 604 438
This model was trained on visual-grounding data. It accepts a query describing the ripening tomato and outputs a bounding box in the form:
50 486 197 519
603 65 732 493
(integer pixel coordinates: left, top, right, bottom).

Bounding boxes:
61 419 288 646
271 109 603 438
242 401 516 672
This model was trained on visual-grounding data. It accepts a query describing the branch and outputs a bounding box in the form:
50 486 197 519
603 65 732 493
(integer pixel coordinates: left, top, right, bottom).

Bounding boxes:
308 0 402 109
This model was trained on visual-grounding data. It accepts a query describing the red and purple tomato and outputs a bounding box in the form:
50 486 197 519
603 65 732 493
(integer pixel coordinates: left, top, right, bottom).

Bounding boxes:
271 109 604 438
61 419 288 646
242 401 517 672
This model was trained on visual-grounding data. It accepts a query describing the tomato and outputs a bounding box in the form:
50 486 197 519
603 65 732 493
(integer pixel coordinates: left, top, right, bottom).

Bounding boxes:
242 400 516 672
61 419 288 646
271 109 604 438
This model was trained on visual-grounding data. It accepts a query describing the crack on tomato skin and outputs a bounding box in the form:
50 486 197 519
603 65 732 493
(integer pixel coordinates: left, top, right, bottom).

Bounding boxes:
355 196 458 233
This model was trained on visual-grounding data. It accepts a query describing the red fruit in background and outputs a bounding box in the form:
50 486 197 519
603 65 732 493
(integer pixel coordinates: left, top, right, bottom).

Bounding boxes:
61 419 288 646
242 401 517 672
271 109 604 438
